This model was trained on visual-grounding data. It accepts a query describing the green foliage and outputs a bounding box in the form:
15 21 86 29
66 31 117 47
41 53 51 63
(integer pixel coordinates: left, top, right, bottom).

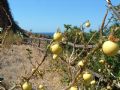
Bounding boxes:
55 17 120 89
64 25 83 43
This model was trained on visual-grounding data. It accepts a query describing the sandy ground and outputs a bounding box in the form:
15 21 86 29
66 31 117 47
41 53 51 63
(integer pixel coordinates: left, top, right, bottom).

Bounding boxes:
0 45 65 90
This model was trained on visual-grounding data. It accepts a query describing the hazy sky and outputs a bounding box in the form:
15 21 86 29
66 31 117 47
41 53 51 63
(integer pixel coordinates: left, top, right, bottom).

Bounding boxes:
8 0 120 32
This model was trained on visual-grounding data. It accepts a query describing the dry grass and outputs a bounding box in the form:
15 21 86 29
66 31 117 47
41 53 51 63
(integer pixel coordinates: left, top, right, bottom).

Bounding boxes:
0 45 65 90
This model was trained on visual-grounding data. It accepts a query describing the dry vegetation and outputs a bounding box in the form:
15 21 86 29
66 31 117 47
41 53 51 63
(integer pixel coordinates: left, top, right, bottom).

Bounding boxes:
0 45 65 90
0 0 120 90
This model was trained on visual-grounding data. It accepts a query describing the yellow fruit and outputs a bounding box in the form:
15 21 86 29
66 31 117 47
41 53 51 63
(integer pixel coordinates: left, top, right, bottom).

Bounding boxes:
99 60 105 64
53 54 58 59
38 85 45 90
83 72 92 81
22 82 32 90
85 21 90 27
102 41 119 56
50 43 62 54
69 86 78 90
53 32 62 41
90 80 96 85
78 61 84 67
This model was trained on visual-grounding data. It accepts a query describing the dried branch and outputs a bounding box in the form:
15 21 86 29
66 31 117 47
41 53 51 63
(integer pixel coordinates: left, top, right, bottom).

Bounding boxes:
64 68 84 90
23 38 95 48
69 35 78 63
99 10 108 39
104 15 113 30
106 0 120 20
64 9 108 90
73 31 97 62
64 39 102 90
26 40 53 81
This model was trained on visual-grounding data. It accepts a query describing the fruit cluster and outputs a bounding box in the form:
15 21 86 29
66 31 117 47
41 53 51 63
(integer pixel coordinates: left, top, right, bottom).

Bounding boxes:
22 81 45 90
50 31 63 60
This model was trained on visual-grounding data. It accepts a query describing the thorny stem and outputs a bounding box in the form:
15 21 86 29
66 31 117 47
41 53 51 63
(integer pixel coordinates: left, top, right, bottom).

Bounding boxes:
59 56 73 82
68 35 78 81
99 10 108 39
26 40 53 81
69 35 78 62
64 68 83 90
72 10 108 62
64 10 108 90
103 15 113 30
73 31 97 62
64 41 102 90
106 0 120 20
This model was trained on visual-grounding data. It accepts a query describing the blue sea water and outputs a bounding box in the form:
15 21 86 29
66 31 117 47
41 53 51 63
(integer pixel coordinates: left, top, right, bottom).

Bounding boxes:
33 32 54 37
39 32 54 36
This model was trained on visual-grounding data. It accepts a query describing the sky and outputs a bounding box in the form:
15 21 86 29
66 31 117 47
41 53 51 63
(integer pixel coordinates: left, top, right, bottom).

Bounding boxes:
8 0 120 33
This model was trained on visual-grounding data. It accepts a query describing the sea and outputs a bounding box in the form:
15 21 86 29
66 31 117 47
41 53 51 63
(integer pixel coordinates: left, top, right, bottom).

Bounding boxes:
33 32 54 37
39 32 54 36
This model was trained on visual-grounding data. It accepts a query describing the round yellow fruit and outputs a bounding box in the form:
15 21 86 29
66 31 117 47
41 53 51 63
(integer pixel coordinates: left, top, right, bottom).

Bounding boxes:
90 80 96 85
85 21 90 27
83 72 92 81
53 54 58 59
38 85 45 90
53 32 62 41
99 60 105 64
50 43 62 54
78 61 84 67
102 41 119 56
22 82 32 90
69 86 78 90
